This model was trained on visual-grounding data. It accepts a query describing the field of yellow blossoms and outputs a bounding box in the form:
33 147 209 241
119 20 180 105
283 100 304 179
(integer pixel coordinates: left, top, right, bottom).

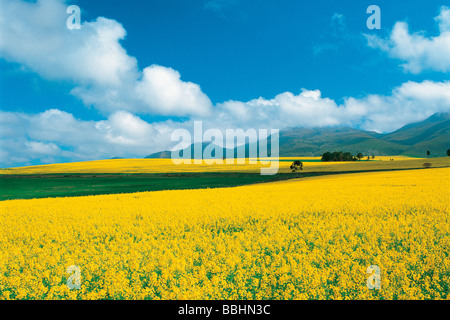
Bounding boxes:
0 156 426 175
1 167 449 300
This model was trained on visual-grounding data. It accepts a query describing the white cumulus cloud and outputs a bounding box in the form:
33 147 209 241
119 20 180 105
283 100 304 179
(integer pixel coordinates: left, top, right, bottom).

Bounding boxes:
0 109 186 166
212 81 450 133
0 0 212 117
366 6 450 73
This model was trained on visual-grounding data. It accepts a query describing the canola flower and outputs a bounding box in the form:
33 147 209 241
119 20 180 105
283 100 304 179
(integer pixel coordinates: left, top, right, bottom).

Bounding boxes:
0 155 425 175
0 168 449 300
0 158 323 175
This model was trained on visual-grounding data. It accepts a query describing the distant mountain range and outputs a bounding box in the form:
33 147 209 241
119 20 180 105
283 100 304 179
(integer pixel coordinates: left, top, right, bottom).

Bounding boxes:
146 112 450 159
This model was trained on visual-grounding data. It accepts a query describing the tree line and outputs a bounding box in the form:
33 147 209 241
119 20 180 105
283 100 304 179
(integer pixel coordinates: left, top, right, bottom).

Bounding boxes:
321 149 450 162
320 151 368 162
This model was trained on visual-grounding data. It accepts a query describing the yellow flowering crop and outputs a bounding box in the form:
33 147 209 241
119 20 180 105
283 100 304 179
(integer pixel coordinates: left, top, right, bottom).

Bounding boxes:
0 168 449 300
0 158 327 175
1 156 444 176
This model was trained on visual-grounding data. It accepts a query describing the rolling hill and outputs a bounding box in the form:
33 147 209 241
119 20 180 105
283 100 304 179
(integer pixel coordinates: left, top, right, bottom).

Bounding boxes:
146 113 450 158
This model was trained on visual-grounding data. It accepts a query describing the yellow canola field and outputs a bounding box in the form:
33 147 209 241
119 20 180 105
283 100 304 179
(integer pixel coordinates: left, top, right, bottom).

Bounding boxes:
0 156 425 175
0 168 449 300
0 158 324 174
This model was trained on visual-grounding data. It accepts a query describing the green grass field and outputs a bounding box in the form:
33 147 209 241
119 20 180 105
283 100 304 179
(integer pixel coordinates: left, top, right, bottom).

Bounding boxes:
0 173 290 201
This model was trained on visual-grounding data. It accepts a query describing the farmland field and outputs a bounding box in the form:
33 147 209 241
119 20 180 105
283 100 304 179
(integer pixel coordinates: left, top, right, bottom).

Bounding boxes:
1 157 448 200
1 165 449 299
0 156 430 175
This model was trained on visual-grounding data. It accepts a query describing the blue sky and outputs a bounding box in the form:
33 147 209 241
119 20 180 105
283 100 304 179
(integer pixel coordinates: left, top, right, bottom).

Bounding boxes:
1 0 450 166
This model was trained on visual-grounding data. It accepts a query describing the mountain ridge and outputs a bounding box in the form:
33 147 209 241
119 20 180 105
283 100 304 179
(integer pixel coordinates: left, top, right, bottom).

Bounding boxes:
145 113 450 158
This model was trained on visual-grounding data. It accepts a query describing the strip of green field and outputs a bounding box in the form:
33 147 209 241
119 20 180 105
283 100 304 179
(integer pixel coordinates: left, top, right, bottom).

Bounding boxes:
0 173 293 201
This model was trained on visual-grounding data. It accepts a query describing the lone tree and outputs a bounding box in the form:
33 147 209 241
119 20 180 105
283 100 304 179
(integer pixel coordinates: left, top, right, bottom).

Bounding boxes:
290 160 303 174
371 155 375 160
447 149 450 157
427 150 431 158
357 153 363 161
